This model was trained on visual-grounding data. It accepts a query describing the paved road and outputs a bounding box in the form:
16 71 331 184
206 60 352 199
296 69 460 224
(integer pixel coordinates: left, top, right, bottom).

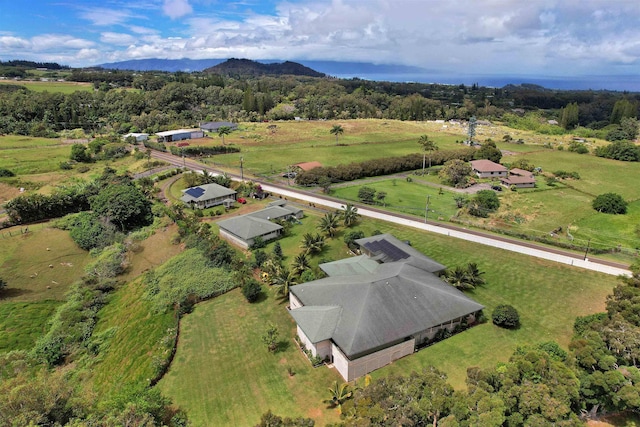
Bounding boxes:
150 150 632 277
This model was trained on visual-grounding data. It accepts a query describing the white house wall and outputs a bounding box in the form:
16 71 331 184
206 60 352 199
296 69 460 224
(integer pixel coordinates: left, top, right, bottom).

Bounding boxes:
332 339 415 382
219 230 249 249
289 294 303 309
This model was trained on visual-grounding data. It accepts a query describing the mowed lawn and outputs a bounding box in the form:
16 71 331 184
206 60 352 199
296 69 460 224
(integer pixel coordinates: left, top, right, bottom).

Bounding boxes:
157 289 343 427
156 207 619 425
353 220 620 388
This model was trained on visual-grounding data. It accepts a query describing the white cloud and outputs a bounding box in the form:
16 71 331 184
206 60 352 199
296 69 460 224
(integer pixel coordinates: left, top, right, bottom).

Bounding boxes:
163 0 193 19
79 7 133 26
31 35 95 51
101 32 137 46
0 36 31 50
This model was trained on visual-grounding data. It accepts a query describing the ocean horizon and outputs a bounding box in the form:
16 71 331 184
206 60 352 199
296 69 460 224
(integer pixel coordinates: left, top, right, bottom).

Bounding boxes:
330 73 640 92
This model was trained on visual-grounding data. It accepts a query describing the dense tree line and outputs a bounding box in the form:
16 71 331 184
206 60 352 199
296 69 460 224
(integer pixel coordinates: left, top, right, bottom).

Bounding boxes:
0 68 637 138
295 147 477 186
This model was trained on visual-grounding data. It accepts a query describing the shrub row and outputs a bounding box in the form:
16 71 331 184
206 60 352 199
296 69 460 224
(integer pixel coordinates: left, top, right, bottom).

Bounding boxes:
4 183 95 224
143 140 167 152
168 145 240 157
295 147 477 186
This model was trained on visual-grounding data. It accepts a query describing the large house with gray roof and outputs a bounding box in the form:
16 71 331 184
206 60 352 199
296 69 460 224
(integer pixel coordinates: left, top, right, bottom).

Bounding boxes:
180 183 237 209
218 200 303 248
289 234 484 381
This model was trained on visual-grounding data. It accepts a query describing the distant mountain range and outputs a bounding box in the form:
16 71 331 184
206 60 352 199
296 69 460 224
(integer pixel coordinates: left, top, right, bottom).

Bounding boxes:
96 57 430 76
95 58 640 91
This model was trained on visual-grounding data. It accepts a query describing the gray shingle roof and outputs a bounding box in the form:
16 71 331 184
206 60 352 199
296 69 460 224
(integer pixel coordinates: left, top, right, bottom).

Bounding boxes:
180 183 236 203
290 306 342 342
290 236 483 359
355 234 446 273
217 216 282 240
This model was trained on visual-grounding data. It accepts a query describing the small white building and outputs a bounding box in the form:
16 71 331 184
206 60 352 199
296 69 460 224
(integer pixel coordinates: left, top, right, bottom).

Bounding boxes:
470 159 508 178
123 133 149 142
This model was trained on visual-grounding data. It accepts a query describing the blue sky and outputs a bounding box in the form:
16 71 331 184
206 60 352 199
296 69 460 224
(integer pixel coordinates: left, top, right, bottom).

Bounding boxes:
1 0 640 80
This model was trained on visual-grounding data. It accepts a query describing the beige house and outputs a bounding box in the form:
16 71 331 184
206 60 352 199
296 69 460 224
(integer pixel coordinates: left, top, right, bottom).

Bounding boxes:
470 159 508 178
180 183 237 209
501 168 536 188
289 234 484 381
218 200 303 248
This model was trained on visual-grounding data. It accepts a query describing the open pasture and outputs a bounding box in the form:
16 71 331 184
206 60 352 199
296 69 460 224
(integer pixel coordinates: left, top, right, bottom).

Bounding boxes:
0 80 92 94
0 225 91 302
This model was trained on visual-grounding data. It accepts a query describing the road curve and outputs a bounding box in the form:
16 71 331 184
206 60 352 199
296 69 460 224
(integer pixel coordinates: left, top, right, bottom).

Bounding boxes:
150 150 631 277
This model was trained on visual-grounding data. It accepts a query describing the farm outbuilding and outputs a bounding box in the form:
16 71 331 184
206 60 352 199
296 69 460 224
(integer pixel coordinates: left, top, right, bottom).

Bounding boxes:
200 122 238 132
156 129 204 143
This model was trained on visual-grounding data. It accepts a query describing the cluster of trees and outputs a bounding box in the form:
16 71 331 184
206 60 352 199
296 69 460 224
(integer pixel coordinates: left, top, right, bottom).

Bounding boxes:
595 139 640 162
1 64 638 138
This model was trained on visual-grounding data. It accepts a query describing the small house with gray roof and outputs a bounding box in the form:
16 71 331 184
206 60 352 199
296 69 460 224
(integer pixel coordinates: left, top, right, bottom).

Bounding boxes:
218 200 303 248
180 183 237 209
289 234 484 381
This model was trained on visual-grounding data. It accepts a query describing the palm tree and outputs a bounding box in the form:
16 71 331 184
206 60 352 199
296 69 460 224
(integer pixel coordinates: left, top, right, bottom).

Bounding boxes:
317 212 340 237
443 262 485 291
340 203 360 227
301 233 325 255
291 253 311 276
465 262 486 288
443 266 475 291
329 124 344 145
324 381 353 413
217 126 232 145
418 134 439 175
272 267 298 298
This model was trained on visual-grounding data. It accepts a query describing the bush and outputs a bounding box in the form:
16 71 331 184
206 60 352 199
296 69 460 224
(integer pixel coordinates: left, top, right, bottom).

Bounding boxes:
592 193 627 214
0 168 15 177
468 190 500 217
492 304 520 328
242 279 262 303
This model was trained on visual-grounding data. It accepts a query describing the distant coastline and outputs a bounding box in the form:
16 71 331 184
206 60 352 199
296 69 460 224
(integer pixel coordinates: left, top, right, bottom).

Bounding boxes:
330 72 640 92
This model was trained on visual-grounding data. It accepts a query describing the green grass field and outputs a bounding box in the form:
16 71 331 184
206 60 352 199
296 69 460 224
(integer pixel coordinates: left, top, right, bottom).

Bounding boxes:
0 300 61 352
158 289 343 427
0 80 92 94
154 207 619 426
0 225 92 302
89 278 177 397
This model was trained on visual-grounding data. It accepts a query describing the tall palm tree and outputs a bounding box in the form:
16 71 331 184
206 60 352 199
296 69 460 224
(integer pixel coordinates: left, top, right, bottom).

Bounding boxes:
341 203 360 227
217 126 232 145
291 252 311 277
272 267 298 298
317 212 340 237
329 124 344 144
301 232 325 255
418 134 439 175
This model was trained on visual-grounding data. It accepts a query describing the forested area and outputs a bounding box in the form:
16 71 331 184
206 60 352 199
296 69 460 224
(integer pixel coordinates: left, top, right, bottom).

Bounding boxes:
0 67 638 139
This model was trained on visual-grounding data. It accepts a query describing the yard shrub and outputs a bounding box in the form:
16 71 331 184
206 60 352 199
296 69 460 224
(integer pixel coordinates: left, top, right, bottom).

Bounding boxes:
592 193 628 214
492 304 520 328
242 279 262 303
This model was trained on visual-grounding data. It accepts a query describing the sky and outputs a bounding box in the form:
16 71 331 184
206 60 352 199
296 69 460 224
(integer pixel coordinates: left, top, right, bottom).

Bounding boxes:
1 0 640 82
